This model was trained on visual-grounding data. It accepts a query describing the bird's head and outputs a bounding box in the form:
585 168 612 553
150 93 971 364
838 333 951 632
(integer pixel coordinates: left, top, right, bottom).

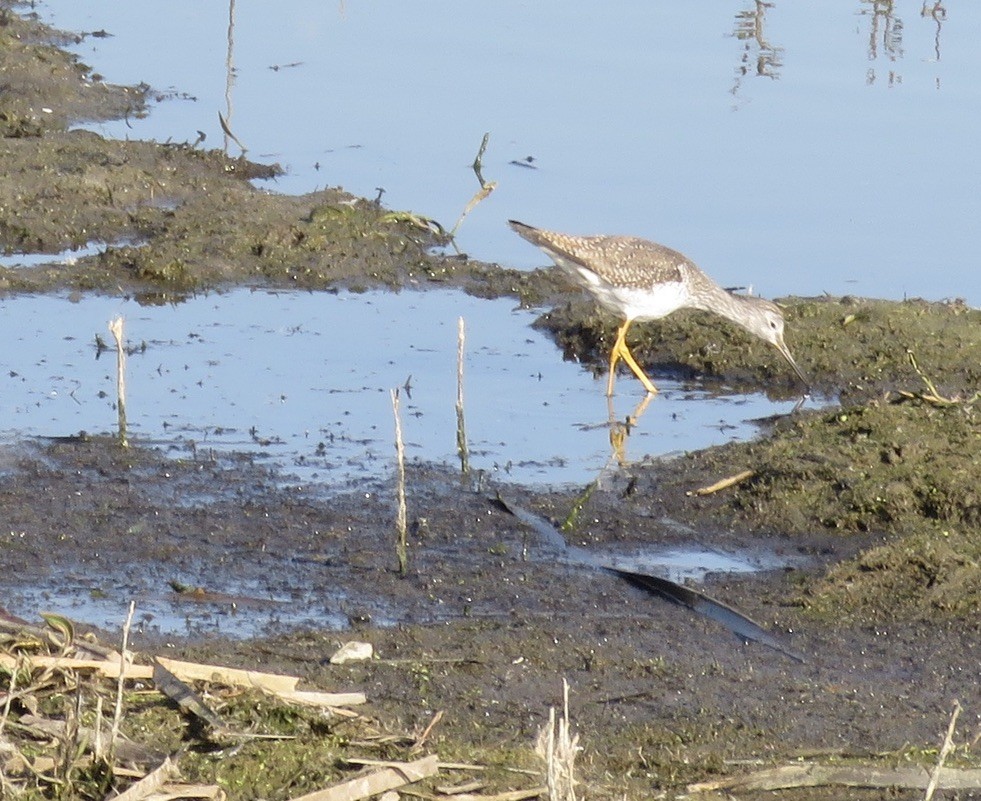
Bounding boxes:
740 298 809 389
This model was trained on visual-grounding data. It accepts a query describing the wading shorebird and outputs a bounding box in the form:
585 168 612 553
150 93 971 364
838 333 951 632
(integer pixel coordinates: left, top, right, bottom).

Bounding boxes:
508 220 809 396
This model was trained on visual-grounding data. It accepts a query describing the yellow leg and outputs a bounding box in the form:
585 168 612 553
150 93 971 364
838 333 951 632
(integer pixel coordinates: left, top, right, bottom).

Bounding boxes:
606 320 658 397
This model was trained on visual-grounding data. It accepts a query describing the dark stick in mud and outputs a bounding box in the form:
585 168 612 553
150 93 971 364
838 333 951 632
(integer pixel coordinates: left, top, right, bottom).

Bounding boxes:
391 388 408 575
109 317 128 448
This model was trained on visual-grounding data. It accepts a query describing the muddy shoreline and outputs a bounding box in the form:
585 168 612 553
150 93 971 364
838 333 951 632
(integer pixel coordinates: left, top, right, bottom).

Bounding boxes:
1 6 979 800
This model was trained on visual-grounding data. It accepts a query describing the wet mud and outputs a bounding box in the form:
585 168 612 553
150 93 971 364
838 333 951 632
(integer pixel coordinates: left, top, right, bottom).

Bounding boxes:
1 6 979 799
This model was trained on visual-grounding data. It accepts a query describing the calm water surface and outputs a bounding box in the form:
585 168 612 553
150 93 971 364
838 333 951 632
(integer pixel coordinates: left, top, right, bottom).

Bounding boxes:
3 1 968 490
39 0 981 304
0 289 803 489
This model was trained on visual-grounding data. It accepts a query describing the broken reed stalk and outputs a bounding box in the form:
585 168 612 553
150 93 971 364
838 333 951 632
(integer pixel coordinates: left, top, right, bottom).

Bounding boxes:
536 678 579 801
58 685 83 788
109 601 136 763
108 316 129 447
924 700 963 801
472 131 490 178
450 133 497 236
0 654 20 737
391 389 408 575
456 316 471 478
93 695 104 761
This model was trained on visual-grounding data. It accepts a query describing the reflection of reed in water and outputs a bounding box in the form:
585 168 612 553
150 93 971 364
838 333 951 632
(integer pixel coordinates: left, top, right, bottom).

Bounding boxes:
862 0 904 86
921 1 947 73
730 1 784 102
862 1 947 87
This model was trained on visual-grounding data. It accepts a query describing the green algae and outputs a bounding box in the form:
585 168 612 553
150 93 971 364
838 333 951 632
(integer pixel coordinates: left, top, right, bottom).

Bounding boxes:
804 527 981 622
636 393 980 622
731 398 979 532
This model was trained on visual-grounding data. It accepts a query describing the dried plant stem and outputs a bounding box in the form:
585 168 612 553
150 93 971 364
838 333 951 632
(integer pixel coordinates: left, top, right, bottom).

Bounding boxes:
110 601 136 761
456 317 470 477
536 678 579 801
93 695 104 761
450 133 497 236
391 389 408 575
924 700 962 801
451 181 497 237
0 655 20 737
472 131 490 179
109 316 128 447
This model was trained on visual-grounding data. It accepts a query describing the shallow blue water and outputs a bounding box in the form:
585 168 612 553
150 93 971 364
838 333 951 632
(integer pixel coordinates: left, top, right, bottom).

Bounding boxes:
38 0 981 305
0 288 805 490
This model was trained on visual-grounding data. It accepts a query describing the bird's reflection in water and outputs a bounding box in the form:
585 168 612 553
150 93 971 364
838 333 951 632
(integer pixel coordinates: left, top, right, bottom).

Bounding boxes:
606 392 654 468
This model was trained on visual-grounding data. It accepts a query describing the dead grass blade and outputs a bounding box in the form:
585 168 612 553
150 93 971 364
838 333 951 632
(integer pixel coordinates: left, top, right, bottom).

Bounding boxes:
109 755 180 801
896 349 980 406
217 111 246 155
924 700 962 801
690 469 755 496
288 753 439 801
535 679 579 801
445 790 544 801
688 763 981 794
110 601 136 761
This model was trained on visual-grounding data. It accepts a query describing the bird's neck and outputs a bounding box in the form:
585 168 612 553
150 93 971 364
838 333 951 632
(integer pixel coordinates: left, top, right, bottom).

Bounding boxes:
690 282 760 335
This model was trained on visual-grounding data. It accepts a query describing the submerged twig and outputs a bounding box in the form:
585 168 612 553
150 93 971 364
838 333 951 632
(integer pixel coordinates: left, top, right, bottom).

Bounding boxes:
456 317 470 478
392 388 409 575
109 316 128 447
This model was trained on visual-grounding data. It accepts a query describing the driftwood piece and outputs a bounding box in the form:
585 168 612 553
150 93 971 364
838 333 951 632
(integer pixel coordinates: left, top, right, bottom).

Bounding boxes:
687 763 981 794
288 754 439 801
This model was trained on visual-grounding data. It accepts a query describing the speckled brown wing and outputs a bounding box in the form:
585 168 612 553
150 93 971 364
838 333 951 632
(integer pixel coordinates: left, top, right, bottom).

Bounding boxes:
509 221 689 289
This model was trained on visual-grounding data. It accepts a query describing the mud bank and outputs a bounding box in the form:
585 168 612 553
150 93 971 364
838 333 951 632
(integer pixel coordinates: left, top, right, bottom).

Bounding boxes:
1 6 979 800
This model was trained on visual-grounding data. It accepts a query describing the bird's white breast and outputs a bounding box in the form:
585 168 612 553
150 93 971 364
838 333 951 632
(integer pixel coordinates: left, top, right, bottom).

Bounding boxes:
550 252 691 321
594 281 690 321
